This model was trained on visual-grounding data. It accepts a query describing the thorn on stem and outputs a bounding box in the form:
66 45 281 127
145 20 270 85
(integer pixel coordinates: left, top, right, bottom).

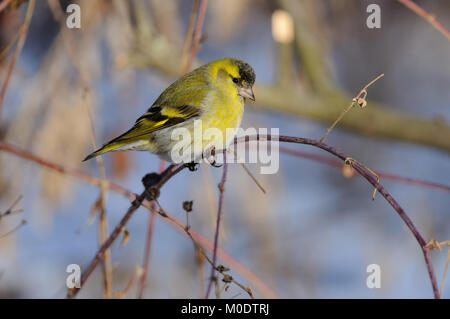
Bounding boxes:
345 157 380 200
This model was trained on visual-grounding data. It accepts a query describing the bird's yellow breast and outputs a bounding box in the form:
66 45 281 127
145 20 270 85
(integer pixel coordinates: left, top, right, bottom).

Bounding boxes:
200 86 244 149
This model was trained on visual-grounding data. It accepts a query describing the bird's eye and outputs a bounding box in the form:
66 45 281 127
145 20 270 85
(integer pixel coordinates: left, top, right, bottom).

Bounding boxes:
232 77 239 84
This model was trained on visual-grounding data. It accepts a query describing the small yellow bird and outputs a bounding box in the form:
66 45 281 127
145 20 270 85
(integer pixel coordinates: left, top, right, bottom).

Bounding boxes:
83 58 255 164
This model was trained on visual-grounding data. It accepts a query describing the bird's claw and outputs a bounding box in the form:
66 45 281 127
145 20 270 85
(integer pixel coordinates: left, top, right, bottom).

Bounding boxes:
184 162 199 172
204 147 222 168
209 159 222 168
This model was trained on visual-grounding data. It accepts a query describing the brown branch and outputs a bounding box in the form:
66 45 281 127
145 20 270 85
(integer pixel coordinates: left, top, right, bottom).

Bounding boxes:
0 0 12 13
0 0 35 120
320 74 384 143
205 155 228 299
0 28 21 61
396 0 450 41
179 0 199 75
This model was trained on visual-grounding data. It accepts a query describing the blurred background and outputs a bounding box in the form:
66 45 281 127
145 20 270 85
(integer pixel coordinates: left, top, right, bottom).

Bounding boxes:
0 0 449 298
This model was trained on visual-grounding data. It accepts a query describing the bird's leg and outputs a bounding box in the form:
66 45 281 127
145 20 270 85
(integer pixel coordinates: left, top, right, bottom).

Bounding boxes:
184 162 199 172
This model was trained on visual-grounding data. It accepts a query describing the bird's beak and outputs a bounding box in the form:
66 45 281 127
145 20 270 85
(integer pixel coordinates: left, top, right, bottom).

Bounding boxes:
238 86 255 101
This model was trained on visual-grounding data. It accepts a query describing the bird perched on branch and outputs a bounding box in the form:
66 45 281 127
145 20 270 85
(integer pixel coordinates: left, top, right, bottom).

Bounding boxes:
83 58 255 166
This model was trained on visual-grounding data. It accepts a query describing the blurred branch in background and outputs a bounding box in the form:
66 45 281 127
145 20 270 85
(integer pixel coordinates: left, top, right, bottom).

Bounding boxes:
47 0 113 298
395 0 450 41
121 0 450 152
0 1 13 13
0 0 34 120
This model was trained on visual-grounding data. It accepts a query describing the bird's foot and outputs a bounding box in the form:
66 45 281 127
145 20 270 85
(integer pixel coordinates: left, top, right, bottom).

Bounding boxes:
209 159 223 168
204 147 223 168
184 162 199 172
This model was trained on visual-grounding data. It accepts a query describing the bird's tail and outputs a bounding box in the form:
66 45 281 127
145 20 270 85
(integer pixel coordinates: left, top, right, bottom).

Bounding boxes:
83 122 156 162
82 140 127 162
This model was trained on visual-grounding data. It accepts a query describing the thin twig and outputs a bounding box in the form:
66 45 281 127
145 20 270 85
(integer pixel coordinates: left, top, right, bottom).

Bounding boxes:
231 149 266 194
320 74 384 143
205 154 228 299
0 195 22 218
440 248 450 298
179 0 199 75
0 0 35 120
239 163 267 194
396 0 450 41
185 0 208 73
0 29 21 61
426 239 450 251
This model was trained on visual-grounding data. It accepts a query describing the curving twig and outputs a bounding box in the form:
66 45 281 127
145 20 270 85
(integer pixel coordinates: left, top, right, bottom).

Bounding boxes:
237 134 440 298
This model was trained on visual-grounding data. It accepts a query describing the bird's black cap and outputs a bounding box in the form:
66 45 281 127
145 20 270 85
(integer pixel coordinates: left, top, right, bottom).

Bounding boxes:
234 59 256 86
